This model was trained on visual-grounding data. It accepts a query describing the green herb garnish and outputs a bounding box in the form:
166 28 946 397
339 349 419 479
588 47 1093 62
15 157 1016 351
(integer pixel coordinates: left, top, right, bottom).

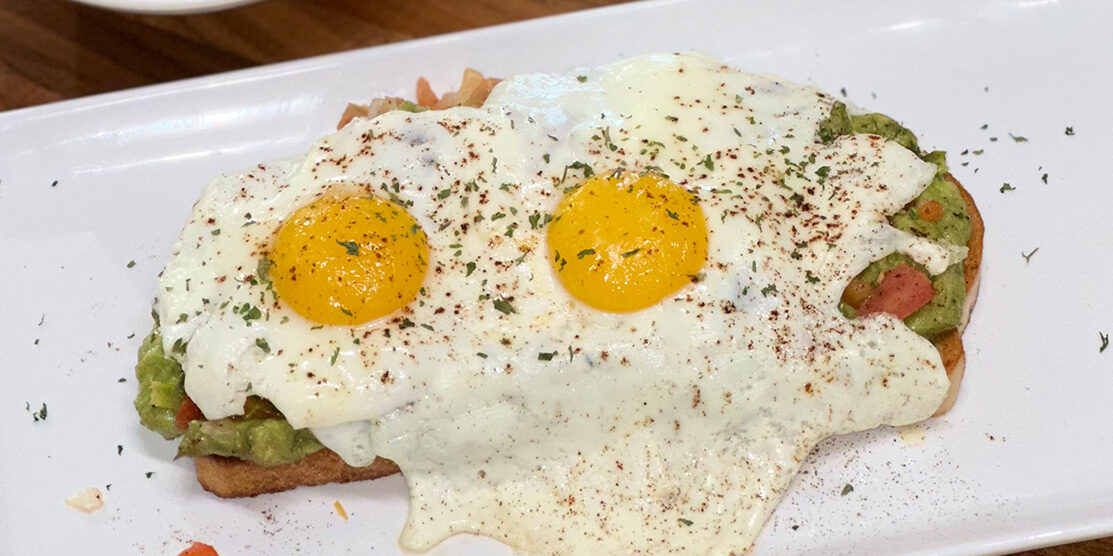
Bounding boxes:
234 303 262 323
337 240 360 256
601 127 618 152
527 213 544 229
171 338 188 355
492 298 517 315
30 403 47 422
256 257 273 287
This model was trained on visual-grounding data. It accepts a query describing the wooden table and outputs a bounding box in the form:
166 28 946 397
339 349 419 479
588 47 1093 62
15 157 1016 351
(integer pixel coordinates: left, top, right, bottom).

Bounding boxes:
0 0 1107 554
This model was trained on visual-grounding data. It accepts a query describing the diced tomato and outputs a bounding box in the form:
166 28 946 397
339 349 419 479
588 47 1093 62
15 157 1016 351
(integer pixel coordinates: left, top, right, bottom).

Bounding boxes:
178 542 218 556
175 397 204 431
840 276 874 309
858 264 935 320
917 199 944 222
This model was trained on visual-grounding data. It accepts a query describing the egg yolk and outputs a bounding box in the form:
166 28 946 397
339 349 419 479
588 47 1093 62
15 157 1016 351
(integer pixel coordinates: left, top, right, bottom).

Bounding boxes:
270 195 428 326
547 172 708 312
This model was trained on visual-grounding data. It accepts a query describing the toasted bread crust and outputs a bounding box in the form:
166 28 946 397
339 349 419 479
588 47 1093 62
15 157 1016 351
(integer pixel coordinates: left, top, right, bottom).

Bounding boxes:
950 174 984 290
931 174 982 416
194 449 399 498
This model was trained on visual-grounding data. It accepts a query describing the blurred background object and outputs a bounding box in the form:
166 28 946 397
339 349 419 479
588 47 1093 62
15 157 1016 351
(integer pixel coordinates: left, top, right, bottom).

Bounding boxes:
72 0 263 15
0 0 627 111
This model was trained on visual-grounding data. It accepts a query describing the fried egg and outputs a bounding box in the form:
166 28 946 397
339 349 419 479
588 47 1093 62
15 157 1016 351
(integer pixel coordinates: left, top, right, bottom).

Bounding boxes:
155 52 965 554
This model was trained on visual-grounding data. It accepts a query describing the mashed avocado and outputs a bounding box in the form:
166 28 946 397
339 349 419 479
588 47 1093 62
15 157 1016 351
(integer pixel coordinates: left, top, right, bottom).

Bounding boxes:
134 330 323 465
176 418 322 466
821 101 971 339
819 102 922 155
840 253 965 338
890 166 972 248
134 332 186 440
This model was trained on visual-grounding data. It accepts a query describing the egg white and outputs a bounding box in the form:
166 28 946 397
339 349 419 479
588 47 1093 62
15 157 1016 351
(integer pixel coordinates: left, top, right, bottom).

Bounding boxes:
155 52 962 554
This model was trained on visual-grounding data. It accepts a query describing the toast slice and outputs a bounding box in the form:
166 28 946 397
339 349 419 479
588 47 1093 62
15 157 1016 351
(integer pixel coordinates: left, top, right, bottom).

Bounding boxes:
184 76 983 497
194 449 399 498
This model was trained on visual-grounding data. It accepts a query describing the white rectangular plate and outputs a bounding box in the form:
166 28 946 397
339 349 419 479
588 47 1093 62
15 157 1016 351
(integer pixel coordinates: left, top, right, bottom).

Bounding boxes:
2 0 1111 554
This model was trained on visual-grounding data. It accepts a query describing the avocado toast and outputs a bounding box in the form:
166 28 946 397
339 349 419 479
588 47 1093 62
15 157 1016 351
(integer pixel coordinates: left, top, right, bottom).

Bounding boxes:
134 80 983 499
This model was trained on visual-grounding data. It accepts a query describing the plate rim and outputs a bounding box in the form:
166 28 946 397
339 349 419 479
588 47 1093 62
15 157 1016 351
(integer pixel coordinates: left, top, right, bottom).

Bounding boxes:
70 0 262 15
3 0 683 122
2 0 1111 553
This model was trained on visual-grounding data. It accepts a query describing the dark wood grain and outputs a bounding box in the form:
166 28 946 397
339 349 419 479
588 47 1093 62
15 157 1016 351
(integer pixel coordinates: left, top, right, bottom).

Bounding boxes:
0 0 626 111
0 1 1109 554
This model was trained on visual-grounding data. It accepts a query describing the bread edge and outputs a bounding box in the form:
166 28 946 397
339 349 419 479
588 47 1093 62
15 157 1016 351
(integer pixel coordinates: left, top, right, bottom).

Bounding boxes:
194 449 399 498
931 174 983 416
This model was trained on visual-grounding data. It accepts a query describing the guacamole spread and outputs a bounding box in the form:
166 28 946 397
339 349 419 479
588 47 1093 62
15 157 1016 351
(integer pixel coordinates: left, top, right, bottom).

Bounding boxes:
134 330 324 465
820 101 972 339
134 332 185 440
